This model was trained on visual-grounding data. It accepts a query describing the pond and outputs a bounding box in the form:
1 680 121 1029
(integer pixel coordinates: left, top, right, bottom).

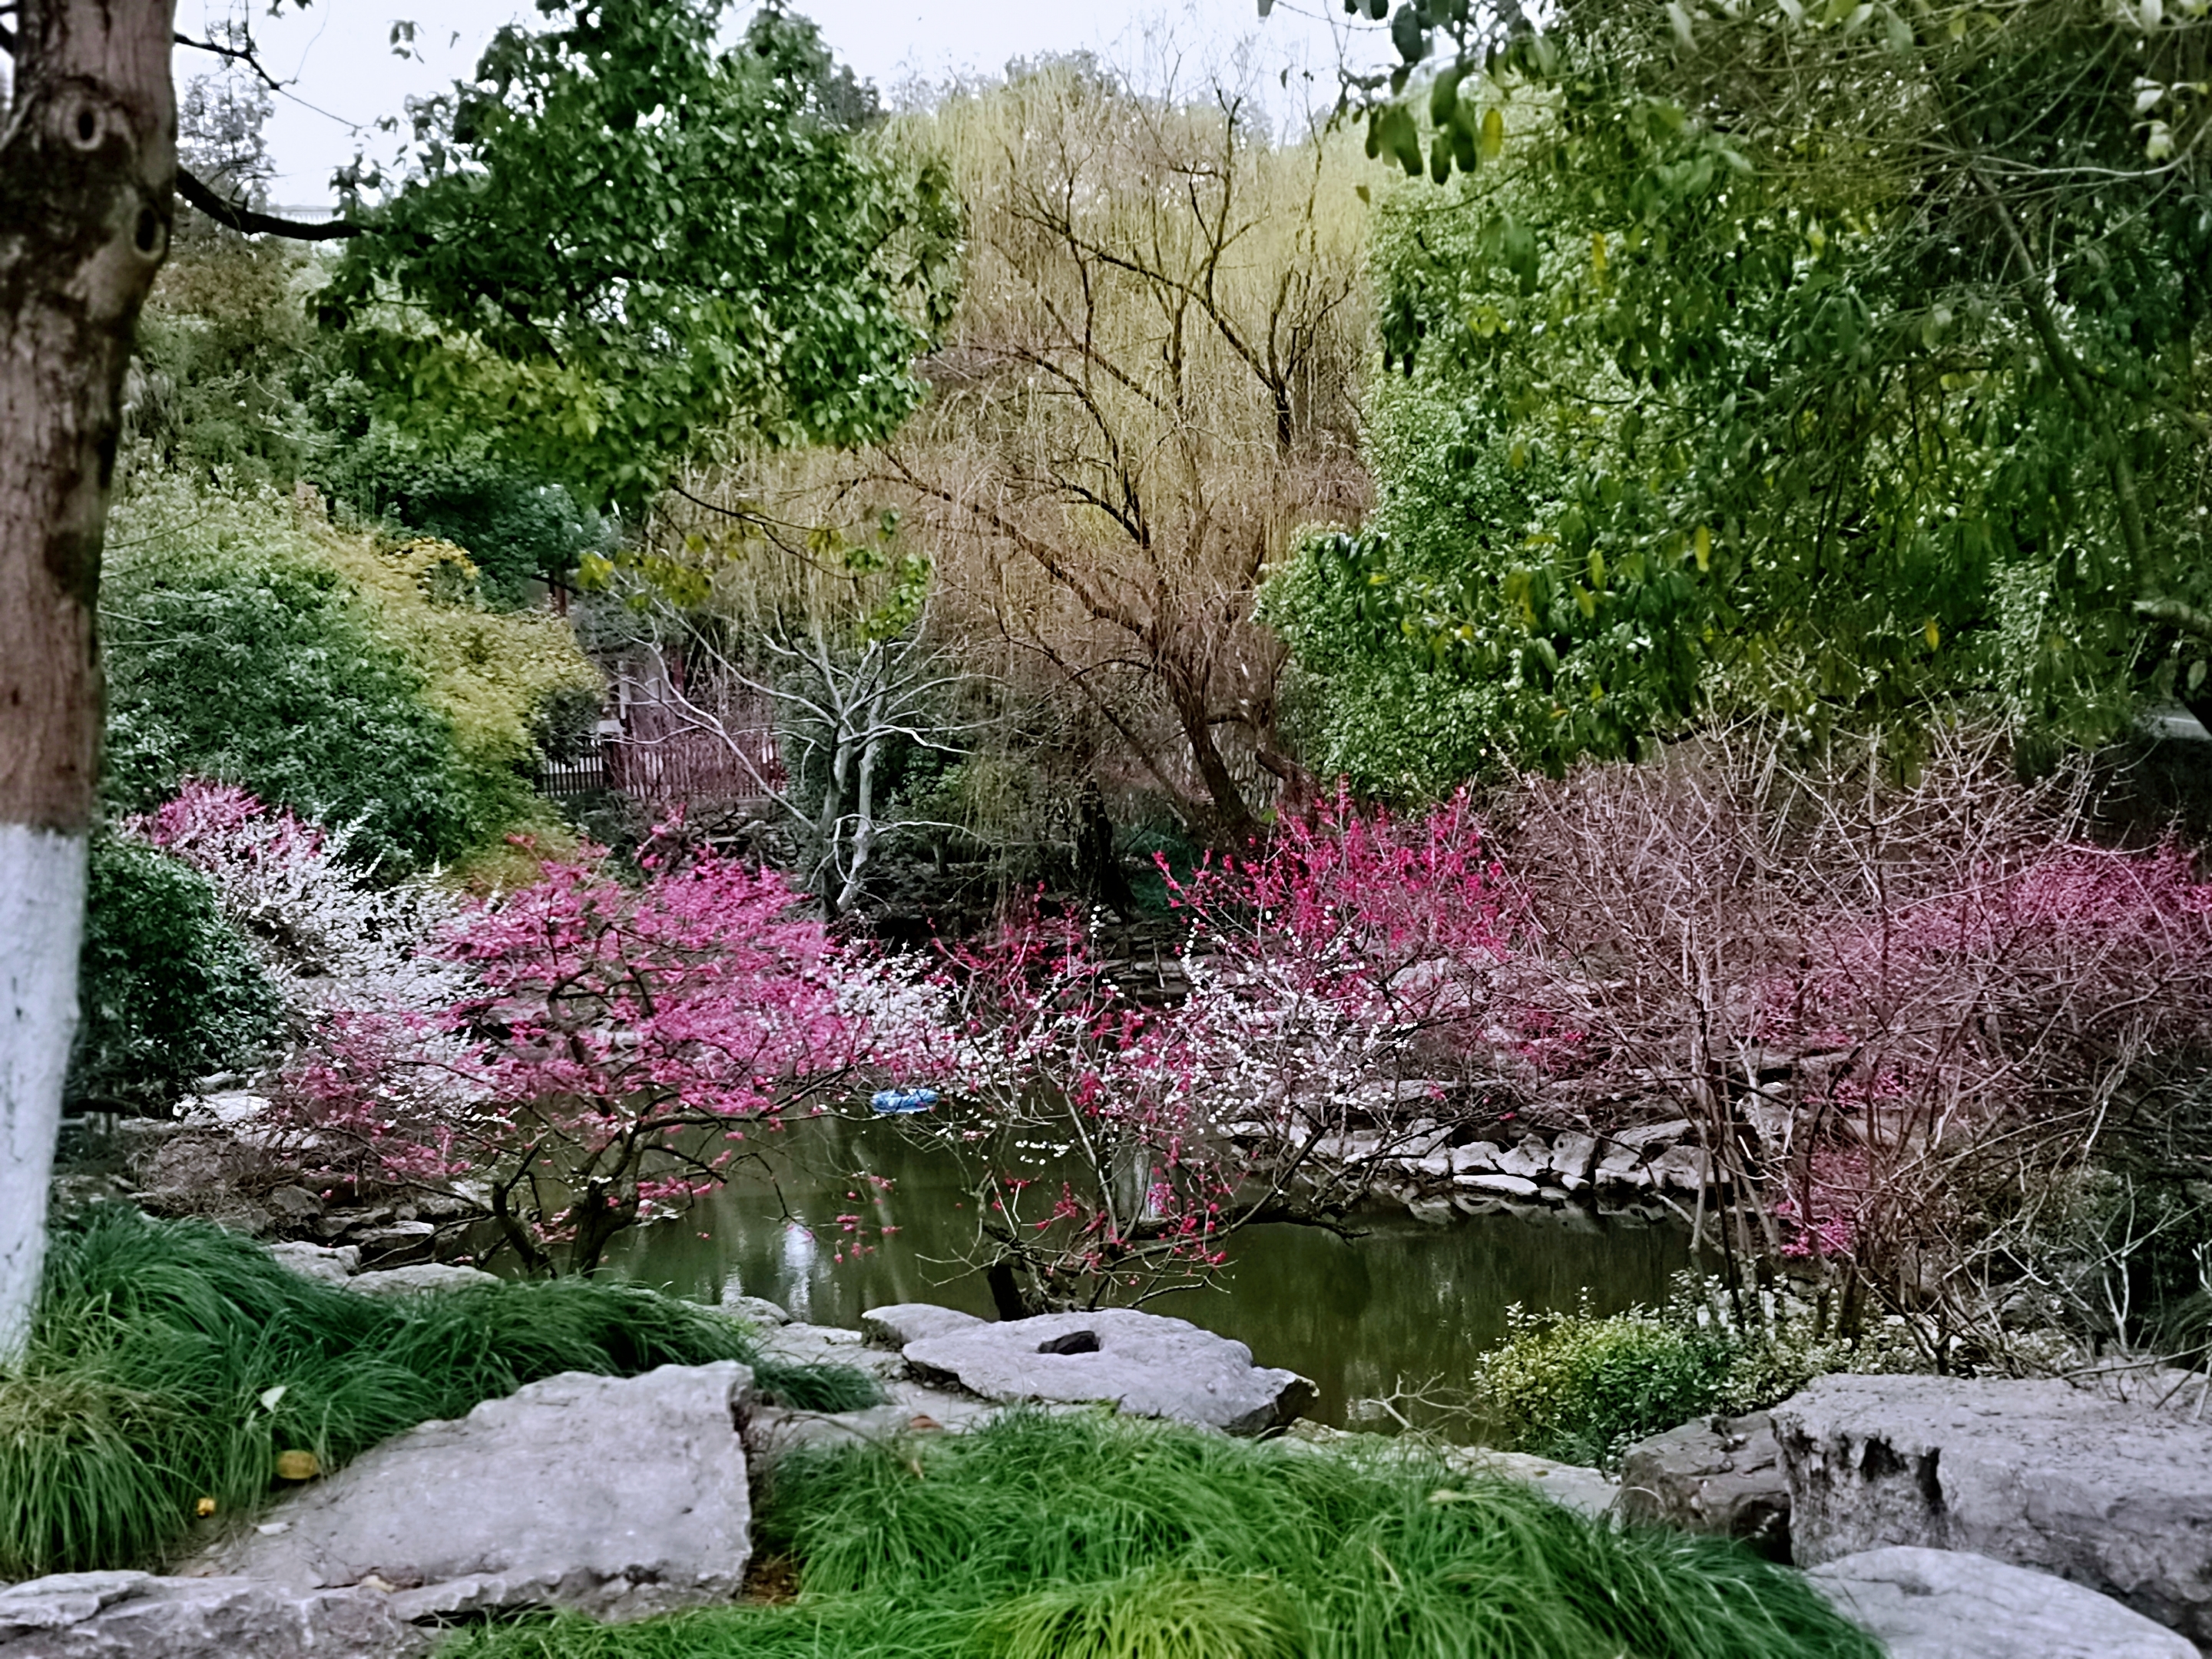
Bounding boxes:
610 1114 1692 1436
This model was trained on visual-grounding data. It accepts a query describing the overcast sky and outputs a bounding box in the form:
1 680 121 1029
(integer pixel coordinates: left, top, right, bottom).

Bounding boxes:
174 0 1391 209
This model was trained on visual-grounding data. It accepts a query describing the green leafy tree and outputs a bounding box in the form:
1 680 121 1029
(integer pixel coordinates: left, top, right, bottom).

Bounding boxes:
1273 0 2212 778
320 2 958 510
68 836 281 1111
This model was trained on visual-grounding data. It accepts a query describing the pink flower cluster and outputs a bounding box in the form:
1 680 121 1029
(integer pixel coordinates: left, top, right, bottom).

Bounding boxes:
921 796 1511 1299
269 824 929 1267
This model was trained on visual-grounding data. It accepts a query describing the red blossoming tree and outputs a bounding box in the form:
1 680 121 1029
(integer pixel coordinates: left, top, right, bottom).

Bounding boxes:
278 834 933 1273
911 793 1513 1316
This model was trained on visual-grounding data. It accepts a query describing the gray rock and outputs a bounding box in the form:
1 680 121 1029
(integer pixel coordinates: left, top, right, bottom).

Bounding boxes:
717 1287 791 1326
350 1222 434 1247
0 1575 155 1639
0 1576 427 1658
902 1309 1316 1436
1548 1132 1599 1186
1276 1428 1618 1522
747 1375 1005 1463
1453 1172 1539 1199
1773 1373 2212 1643
266 1242 359 1285
343 1263 498 1296
859 1303 986 1349
1592 1145 1651 1189
1449 1142 1500 1175
756 1321 908 1382
267 1187 323 1224
1647 1144 1711 1194
1611 1120 1693 1149
1444 1449 1619 1522
1405 1197 1457 1225
1617 1412 1790 1559
187 1363 753 1622
1492 1134 1551 1181
1808 1548 2197 1659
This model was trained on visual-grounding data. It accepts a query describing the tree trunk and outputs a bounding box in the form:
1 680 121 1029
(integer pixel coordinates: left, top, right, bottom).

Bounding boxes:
1162 657 1258 849
0 0 177 1358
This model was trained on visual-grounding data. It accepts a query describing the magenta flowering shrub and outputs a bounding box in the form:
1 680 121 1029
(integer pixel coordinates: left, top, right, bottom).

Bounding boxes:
916 795 1512 1313
276 836 933 1273
1506 729 2212 1336
1161 786 1509 1031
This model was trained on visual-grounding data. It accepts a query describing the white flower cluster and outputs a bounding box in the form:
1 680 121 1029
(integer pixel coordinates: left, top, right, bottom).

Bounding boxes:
133 791 468 1018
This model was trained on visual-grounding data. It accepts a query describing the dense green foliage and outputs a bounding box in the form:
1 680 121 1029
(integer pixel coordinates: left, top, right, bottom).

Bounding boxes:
66 837 282 1108
441 1410 1877 1659
0 1211 876 1579
320 432 609 608
323 2 957 508
1270 0 2212 784
1465 1292 1921 1469
103 522 482 871
131 227 606 607
1467 1303 1751 1469
101 482 601 872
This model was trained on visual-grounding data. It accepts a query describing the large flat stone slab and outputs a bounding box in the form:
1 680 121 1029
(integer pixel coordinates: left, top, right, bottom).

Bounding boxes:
1773 1373 2212 1642
1809 1547 2198 1659
186 1362 753 1622
901 1309 1314 1435
860 1303 985 1348
0 1575 426 1659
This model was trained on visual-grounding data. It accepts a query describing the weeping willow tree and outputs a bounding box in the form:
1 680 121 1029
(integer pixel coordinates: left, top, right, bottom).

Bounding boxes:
679 61 1374 850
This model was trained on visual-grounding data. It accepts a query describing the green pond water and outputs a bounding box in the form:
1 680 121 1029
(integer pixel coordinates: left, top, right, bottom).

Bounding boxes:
610 1116 1691 1435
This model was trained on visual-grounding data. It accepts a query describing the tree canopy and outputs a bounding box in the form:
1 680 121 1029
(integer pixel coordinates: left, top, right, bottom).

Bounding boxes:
1270 0 2212 781
319 2 959 511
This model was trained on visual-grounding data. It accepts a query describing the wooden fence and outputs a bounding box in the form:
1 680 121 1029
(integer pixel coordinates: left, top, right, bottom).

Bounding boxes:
540 727 783 808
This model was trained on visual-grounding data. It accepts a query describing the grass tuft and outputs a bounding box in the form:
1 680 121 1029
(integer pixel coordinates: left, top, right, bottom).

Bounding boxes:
436 1410 1881 1659
0 1207 877 1578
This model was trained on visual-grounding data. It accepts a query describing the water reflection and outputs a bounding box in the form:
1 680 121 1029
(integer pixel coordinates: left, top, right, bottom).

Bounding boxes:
611 1117 1689 1436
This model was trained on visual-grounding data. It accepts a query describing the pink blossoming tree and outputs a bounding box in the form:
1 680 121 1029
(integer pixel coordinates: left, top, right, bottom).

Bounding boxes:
276 834 932 1273
911 793 1512 1315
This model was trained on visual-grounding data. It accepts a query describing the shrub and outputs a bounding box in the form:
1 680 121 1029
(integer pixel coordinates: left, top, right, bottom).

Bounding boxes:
103 548 482 870
1464 1286 1926 1468
102 480 601 872
131 781 464 1017
1466 1301 1746 1469
1501 724 2212 1345
0 1210 876 1578
436 1410 1880 1659
919 792 1509 1312
67 835 282 1109
274 841 932 1273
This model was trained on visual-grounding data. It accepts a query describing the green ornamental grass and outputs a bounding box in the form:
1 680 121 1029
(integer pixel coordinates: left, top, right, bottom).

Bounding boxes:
0 1209 877 1579
439 1410 1880 1659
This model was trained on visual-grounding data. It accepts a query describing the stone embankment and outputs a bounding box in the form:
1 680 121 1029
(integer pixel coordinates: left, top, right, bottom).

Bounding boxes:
1286 1111 1714 1222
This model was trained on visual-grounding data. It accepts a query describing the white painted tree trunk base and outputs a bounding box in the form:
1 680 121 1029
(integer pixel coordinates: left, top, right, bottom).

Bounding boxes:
0 826 86 1361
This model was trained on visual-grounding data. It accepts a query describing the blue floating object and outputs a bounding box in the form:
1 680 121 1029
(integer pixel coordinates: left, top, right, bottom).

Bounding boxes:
871 1087 939 1114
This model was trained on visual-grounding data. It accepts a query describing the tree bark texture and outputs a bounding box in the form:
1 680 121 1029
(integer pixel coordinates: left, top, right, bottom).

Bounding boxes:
0 0 177 1356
